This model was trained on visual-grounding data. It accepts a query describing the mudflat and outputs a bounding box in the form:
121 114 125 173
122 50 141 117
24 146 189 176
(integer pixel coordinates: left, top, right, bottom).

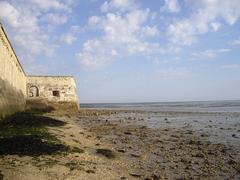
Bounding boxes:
0 109 239 179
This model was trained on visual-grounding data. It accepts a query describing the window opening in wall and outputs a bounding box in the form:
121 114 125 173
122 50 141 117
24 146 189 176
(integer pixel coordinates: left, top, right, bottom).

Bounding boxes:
53 90 60 97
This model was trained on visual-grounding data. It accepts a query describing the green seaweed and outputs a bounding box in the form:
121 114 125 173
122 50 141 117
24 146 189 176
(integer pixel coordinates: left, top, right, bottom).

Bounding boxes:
0 171 3 180
0 112 69 156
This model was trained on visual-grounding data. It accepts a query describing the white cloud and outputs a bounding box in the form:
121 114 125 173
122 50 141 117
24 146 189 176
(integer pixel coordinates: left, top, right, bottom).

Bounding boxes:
232 38 240 45
141 26 159 37
210 22 221 32
161 0 181 13
101 0 137 13
0 0 73 59
168 0 240 45
220 64 240 69
77 3 162 69
192 48 230 59
27 0 71 12
41 13 68 25
60 25 82 45
155 68 190 79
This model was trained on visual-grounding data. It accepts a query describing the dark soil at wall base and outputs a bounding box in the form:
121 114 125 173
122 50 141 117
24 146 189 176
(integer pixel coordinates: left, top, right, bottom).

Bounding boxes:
0 171 3 180
26 99 79 114
0 78 25 119
0 112 70 156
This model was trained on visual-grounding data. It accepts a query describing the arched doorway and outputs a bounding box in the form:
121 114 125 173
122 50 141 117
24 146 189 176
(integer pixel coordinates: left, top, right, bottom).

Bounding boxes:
29 86 39 97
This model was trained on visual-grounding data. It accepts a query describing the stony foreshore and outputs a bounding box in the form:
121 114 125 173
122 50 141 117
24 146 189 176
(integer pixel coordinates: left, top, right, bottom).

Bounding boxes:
0 109 239 179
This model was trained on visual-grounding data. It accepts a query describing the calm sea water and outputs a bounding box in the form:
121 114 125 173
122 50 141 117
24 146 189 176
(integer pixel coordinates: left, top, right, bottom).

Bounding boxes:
81 100 240 113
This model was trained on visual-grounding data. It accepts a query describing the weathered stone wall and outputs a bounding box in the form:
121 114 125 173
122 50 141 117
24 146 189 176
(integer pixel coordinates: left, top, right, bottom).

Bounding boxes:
26 76 79 111
0 25 26 119
0 24 80 116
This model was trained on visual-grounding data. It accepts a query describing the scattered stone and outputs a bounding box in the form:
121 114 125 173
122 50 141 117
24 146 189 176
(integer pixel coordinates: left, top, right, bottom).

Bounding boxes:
131 153 141 158
71 147 84 154
96 148 116 159
200 133 209 137
117 149 126 153
120 176 127 179
232 134 238 138
130 172 142 177
86 169 95 173
124 131 132 135
193 153 205 158
228 159 236 165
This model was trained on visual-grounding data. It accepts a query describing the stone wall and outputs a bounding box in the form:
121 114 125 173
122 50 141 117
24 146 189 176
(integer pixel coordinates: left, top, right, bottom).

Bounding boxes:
26 76 79 111
0 24 80 116
0 25 26 119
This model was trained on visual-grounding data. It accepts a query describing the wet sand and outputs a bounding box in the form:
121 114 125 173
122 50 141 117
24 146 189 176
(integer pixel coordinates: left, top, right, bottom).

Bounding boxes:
0 109 239 179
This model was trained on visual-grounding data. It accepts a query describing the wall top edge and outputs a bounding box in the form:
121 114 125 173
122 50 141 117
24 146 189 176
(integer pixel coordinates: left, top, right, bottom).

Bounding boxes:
27 75 74 78
0 24 26 76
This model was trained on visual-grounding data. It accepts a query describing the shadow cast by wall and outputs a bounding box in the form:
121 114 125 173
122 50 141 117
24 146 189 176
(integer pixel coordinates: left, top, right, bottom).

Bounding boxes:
0 135 69 156
1 112 66 127
0 112 69 156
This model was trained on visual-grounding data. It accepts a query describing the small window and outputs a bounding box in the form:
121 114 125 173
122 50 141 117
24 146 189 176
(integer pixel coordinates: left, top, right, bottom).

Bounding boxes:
53 90 60 97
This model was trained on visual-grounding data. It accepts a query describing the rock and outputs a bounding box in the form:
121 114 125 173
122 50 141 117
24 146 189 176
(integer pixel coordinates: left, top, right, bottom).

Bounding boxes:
96 148 116 159
120 177 127 179
117 149 126 153
228 159 236 165
86 169 95 173
124 131 132 135
193 153 205 158
232 134 238 138
130 172 142 177
131 153 141 158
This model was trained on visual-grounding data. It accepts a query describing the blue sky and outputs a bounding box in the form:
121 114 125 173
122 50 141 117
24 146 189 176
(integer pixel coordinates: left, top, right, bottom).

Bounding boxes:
0 0 240 103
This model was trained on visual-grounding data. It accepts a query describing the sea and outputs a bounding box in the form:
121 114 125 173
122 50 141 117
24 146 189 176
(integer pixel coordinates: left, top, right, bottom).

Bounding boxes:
81 100 240 113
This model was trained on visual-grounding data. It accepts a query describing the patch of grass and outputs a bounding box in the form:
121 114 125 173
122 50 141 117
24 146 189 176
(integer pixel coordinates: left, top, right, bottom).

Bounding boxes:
0 171 3 180
65 162 79 171
0 112 69 156
25 106 55 115
71 147 84 154
0 135 69 156
96 148 116 159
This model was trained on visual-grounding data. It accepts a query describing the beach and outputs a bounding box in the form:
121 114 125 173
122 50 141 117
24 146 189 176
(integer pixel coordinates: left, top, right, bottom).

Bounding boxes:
0 103 239 179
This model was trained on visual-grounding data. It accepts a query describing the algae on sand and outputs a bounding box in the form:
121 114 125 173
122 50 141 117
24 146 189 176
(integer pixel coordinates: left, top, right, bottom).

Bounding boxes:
0 171 3 180
0 112 70 156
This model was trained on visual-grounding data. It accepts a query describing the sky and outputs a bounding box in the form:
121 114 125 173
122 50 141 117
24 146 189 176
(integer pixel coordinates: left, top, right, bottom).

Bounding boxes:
0 0 240 103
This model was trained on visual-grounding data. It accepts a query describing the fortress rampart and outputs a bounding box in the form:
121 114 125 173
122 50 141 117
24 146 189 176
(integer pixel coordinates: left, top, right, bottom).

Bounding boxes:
0 24 79 119
26 76 79 111
0 24 26 118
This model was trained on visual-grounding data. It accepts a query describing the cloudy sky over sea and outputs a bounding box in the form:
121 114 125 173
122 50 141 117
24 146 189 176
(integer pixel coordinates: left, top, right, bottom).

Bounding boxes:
0 0 240 103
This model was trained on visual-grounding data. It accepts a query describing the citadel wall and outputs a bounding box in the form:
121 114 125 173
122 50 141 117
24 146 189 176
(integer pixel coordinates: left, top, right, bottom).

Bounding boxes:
0 25 26 118
26 76 79 111
0 24 79 117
